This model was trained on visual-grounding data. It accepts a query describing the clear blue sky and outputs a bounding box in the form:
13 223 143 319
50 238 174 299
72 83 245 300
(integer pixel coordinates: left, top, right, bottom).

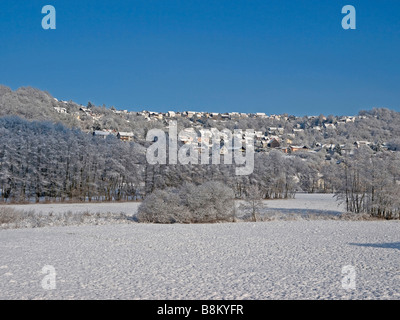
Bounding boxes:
1 0 399 116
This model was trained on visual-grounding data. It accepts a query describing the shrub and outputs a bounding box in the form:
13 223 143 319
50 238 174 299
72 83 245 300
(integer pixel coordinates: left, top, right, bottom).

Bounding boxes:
136 188 189 223
0 207 24 224
137 181 235 223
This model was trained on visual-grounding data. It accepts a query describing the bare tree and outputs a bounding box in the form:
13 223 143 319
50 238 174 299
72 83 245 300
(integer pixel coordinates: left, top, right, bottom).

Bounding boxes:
239 185 266 222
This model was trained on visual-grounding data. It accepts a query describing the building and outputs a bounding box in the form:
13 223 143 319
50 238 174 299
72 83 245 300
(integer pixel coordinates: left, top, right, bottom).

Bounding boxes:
267 138 280 148
324 123 336 130
93 131 111 139
54 106 67 114
117 132 134 142
290 145 309 153
354 141 371 148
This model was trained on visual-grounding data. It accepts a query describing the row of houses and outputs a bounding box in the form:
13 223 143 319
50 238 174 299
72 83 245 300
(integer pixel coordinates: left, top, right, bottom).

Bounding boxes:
93 130 135 142
53 102 373 155
133 110 360 124
133 110 290 121
55 104 359 134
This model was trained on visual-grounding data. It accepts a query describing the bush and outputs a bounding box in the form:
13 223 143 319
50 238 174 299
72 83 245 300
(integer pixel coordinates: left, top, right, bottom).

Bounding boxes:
136 188 189 223
0 207 24 224
137 181 235 223
0 206 131 229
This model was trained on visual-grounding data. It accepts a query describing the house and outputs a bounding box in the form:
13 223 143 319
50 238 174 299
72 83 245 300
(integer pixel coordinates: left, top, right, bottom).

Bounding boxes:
324 123 336 130
339 116 355 123
323 144 336 151
347 116 356 123
93 131 111 139
254 131 264 140
354 141 371 148
269 114 281 120
186 111 196 118
290 145 309 153
255 112 266 118
280 147 291 154
287 133 295 139
80 106 91 115
54 106 67 114
117 132 134 142
267 138 280 148
268 127 278 134
221 113 231 119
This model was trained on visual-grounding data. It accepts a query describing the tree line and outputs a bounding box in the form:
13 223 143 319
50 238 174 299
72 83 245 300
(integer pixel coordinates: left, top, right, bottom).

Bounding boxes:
0 117 145 202
0 116 321 202
1 115 400 219
334 148 400 219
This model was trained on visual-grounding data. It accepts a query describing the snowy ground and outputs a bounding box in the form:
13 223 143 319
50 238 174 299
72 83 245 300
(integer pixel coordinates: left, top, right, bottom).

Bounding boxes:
4 201 142 216
261 193 345 215
4 193 344 217
0 220 399 300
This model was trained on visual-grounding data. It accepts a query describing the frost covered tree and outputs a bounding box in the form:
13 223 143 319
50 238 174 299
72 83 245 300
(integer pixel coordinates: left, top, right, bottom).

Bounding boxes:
239 184 266 222
0 117 146 202
137 181 235 223
335 147 400 219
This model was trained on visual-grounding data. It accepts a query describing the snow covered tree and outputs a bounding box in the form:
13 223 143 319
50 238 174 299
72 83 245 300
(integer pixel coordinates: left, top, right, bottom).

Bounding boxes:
239 184 266 221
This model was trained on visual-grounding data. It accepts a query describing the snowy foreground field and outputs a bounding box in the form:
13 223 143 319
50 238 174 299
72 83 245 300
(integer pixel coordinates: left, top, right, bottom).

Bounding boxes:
1 220 399 299
1 194 399 300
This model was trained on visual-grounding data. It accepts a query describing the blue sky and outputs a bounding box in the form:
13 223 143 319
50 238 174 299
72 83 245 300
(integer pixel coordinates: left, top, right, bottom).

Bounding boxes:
1 0 399 116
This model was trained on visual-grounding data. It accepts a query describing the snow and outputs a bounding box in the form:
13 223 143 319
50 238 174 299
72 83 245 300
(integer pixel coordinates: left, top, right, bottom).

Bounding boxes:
260 193 345 216
4 201 142 216
4 194 343 217
1 220 399 299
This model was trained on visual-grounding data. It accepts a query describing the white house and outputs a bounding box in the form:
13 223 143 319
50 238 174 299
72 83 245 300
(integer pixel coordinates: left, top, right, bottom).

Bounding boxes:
117 132 134 142
54 106 67 114
93 131 111 139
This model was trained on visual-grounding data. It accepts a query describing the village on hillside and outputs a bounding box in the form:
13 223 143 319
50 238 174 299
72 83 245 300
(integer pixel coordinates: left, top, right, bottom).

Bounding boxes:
53 99 380 157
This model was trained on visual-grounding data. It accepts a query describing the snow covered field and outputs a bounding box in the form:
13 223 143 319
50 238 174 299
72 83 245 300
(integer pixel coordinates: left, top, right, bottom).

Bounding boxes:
4 193 344 217
4 201 142 216
1 220 399 300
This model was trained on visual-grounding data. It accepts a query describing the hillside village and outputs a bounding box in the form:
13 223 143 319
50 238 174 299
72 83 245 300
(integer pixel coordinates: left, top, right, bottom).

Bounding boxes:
53 98 381 157
1 85 397 161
